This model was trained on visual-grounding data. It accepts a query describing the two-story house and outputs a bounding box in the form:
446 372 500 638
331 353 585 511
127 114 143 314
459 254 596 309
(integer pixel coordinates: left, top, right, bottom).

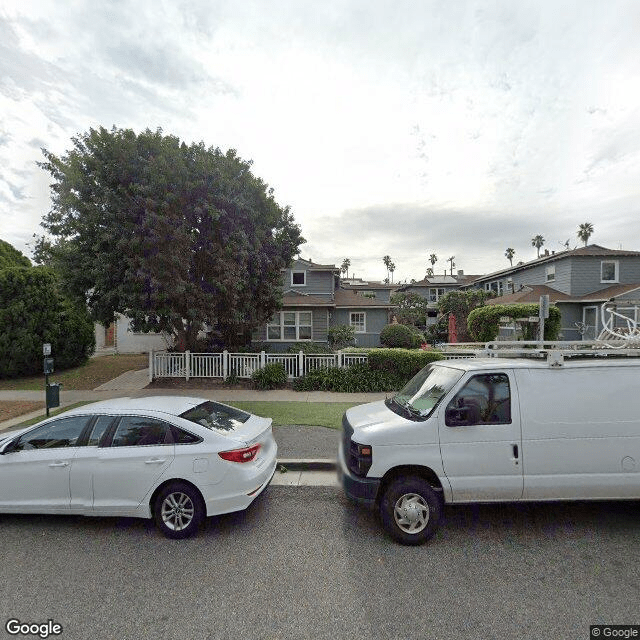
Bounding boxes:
474 245 640 340
252 259 395 350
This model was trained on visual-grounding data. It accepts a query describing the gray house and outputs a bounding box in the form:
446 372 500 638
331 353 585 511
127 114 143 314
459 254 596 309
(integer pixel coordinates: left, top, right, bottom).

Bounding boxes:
252 259 394 350
475 245 640 340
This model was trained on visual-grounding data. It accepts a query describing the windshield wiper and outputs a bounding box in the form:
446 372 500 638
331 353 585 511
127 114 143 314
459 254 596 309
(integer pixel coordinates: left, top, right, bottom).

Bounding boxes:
393 396 421 417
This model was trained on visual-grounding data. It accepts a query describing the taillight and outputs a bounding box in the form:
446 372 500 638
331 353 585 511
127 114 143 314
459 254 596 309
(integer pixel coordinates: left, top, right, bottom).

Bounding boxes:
218 444 261 463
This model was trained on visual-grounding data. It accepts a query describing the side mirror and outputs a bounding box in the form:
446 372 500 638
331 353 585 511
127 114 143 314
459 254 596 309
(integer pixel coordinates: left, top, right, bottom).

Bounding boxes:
445 406 471 427
0 438 18 455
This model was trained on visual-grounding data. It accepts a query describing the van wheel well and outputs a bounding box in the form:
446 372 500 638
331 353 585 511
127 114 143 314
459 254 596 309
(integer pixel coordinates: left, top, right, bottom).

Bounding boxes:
377 466 444 505
150 479 206 517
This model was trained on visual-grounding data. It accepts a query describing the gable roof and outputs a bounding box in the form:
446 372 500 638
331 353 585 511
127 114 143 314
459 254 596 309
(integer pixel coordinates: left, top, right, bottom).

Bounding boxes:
472 244 640 284
334 289 394 308
486 282 640 306
289 258 338 271
281 290 334 307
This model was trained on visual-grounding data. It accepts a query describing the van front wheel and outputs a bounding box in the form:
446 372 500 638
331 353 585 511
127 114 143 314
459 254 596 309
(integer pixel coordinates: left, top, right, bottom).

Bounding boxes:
379 476 442 545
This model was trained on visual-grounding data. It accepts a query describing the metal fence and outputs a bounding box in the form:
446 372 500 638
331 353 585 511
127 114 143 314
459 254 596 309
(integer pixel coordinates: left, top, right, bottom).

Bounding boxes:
149 350 370 381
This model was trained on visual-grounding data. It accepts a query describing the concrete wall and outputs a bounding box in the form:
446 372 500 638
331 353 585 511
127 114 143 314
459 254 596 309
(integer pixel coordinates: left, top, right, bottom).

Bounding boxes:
95 314 170 353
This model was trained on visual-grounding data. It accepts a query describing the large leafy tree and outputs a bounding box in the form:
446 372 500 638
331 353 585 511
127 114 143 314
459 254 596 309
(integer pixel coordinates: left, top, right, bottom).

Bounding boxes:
36 126 304 350
0 239 31 268
390 291 430 327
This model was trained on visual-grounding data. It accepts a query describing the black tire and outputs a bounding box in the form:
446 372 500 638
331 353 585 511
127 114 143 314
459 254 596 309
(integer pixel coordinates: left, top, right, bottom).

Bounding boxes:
379 476 442 545
153 482 204 539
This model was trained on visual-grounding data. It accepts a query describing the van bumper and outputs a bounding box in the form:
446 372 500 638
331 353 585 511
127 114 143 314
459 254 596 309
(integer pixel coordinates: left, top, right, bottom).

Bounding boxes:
338 442 380 508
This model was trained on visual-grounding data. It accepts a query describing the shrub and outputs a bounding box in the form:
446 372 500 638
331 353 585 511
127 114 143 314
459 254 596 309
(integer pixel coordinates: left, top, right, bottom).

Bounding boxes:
251 363 288 390
293 363 402 393
368 348 444 379
380 323 424 349
467 304 562 342
0 267 95 378
328 325 355 350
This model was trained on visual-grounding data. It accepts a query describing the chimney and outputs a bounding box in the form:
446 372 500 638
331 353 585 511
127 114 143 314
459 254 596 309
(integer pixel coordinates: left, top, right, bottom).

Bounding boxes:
544 250 549 256
457 270 464 276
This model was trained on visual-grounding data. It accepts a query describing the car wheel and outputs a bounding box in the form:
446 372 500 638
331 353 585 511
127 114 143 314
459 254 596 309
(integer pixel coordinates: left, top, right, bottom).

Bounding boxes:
154 482 204 539
379 476 442 545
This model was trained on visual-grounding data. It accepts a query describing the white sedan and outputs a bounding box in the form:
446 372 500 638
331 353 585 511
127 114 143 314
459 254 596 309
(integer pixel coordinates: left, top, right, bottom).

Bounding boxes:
0 396 277 539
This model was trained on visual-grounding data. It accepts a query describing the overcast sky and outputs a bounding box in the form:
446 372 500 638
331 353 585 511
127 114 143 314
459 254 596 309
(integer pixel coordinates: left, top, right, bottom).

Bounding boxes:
2 0 640 282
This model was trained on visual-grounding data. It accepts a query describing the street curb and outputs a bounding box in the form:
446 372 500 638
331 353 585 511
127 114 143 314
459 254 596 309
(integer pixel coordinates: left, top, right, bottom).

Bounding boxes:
276 458 336 471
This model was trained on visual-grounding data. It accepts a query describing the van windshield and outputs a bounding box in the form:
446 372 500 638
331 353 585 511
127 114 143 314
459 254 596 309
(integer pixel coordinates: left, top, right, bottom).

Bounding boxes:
393 364 463 418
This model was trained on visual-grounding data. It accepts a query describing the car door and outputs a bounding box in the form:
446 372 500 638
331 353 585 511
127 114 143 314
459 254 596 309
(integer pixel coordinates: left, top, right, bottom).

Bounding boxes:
437 370 523 502
0 415 91 512
72 415 175 514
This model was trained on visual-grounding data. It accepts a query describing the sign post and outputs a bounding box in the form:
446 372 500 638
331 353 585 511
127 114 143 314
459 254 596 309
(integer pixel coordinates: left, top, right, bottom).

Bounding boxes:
43 343 60 417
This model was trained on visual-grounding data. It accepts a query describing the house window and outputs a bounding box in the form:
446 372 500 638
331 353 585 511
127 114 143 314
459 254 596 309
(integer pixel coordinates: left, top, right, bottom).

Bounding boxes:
506 278 513 293
545 266 555 282
350 312 366 333
428 288 445 302
291 271 306 286
485 280 504 295
267 311 312 341
601 261 619 283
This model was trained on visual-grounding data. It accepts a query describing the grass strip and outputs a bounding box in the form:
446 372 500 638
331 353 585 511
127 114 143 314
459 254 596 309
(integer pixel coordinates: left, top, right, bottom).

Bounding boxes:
224 401 359 429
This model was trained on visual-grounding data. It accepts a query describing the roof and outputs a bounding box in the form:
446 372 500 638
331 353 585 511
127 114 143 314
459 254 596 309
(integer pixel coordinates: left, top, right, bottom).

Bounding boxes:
333 289 394 308
281 291 334 307
340 280 399 290
289 258 338 271
63 396 207 416
436 357 640 371
397 274 482 289
473 244 640 284
486 285 573 305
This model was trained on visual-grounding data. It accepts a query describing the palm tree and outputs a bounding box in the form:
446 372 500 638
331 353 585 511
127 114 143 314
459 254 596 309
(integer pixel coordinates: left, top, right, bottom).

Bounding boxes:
505 248 515 266
382 255 391 281
531 234 545 258
577 223 594 246
389 261 396 283
429 253 437 267
447 256 455 276
426 267 434 278
340 258 351 279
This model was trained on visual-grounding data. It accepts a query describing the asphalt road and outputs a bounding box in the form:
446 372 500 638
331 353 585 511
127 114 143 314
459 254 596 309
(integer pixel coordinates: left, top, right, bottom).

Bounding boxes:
1 487 639 640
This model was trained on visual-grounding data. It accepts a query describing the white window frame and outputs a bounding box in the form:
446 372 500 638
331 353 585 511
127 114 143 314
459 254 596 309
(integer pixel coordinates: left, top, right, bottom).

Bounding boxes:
601 260 619 283
428 288 445 303
349 311 366 333
291 271 307 286
266 311 312 341
545 265 556 282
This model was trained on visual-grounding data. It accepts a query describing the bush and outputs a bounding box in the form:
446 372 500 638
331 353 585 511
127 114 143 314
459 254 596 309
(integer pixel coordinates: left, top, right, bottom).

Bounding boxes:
251 363 288 390
380 323 424 349
328 325 355 350
368 348 444 379
293 363 402 393
0 267 95 378
467 304 562 342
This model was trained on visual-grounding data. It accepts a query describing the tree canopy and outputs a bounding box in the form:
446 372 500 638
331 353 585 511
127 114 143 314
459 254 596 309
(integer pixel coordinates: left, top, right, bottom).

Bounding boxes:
36 126 304 350
0 239 31 269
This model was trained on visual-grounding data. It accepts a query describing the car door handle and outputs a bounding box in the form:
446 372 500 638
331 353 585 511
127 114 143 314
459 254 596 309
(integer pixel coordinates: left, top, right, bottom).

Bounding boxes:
49 462 69 468
144 458 166 464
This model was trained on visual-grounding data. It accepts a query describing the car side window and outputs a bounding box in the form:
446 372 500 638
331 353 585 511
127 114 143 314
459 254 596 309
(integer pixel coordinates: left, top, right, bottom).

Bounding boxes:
172 427 202 444
111 417 172 447
446 374 511 426
87 416 116 447
14 416 91 451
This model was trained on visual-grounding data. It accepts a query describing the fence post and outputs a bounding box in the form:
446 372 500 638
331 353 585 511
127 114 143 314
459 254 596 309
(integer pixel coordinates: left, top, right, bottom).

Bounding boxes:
223 350 228 381
299 350 304 377
148 350 153 382
260 351 266 369
185 350 190 381
338 350 343 368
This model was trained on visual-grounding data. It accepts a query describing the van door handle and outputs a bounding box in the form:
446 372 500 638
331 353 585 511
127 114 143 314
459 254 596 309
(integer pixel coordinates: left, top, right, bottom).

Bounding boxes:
512 444 519 460
49 461 69 468
144 458 166 464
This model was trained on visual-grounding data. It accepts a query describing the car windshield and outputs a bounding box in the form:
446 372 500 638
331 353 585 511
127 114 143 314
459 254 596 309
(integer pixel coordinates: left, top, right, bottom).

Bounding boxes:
393 364 463 417
180 401 251 432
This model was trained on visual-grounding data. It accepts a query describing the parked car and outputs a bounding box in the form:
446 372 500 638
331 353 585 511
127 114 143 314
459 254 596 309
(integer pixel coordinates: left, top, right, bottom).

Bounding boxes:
0 396 277 539
339 353 640 544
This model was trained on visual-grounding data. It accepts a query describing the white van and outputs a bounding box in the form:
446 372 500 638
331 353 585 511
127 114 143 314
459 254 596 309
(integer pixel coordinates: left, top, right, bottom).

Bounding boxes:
338 352 640 544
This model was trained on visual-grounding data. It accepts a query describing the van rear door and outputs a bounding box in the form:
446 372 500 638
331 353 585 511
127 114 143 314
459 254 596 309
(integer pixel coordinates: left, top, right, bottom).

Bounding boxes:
437 370 523 502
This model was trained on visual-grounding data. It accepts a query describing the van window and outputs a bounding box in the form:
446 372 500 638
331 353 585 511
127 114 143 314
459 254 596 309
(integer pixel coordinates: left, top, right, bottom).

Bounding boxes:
446 374 511 426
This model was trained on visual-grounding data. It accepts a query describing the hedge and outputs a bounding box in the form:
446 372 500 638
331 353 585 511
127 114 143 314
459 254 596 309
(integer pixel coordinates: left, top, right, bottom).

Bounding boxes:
380 323 424 349
0 267 95 378
467 304 562 342
367 348 444 379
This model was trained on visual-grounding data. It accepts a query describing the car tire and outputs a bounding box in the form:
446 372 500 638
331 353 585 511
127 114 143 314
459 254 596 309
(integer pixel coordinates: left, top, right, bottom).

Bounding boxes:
379 476 442 545
153 482 205 539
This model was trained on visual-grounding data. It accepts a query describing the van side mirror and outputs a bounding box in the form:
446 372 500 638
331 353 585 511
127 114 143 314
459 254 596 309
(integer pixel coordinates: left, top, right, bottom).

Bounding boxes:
445 406 471 427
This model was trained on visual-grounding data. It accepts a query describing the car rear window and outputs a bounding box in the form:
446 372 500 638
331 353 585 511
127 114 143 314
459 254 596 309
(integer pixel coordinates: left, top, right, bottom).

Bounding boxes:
179 401 251 432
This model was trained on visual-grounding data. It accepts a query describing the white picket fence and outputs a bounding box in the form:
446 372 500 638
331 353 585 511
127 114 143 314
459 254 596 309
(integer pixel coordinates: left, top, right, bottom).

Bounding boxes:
149 350 370 381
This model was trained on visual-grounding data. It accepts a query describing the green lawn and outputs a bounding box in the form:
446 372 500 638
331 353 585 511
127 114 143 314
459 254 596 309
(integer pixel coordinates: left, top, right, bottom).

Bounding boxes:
0 354 148 391
220 401 358 429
